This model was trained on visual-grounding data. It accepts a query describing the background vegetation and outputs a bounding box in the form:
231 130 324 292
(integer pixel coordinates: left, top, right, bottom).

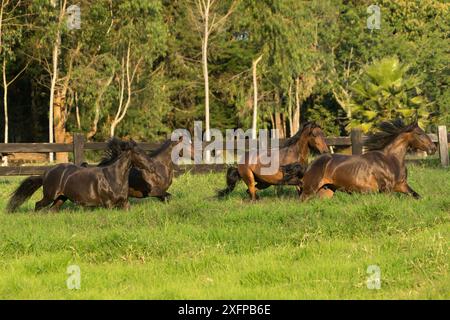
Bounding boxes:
0 0 448 148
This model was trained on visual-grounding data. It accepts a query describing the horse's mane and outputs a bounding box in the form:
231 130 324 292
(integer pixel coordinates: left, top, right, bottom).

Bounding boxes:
148 139 173 158
365 119 417 151
98 137 132 166
281 122 319 148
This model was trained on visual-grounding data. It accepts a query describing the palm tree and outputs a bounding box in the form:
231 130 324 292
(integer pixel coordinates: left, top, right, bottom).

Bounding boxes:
347 56 432 132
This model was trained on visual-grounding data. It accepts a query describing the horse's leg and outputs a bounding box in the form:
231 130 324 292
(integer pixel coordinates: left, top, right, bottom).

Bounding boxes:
155 191 172 202
129 187 146 198
295 185 303 196
121 201 130 211
317 187 334 199
35 196 53 211
240 169 258 201
156 192 171 202
406 184 420 199
49 195 67 212
300 176 334 201
255 182 270 191
274 186 282 196
300 155 332 201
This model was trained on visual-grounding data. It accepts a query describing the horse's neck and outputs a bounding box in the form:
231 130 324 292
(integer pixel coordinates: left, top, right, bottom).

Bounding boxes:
151 144 174 165
383 135 409 164
285 132 309 164
280 135 309 165
107 154 131 181
297 138 310 165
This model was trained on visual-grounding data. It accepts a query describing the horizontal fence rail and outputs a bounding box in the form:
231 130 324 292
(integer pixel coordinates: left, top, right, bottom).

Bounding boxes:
0 127 448 176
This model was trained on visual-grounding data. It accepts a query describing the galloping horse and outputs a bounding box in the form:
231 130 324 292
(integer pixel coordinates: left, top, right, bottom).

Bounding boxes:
7 139 148 212
95 137 193 201
218 122 329 200
300 119 436 201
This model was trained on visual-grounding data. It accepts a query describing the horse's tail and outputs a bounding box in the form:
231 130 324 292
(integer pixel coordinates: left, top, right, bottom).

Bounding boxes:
218 166 241 198
7 176 43 212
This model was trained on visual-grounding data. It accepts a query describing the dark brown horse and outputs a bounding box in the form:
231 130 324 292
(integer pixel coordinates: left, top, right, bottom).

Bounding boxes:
300 119 437 201
218 122 329 200
95 137 193 201
7 139 148 212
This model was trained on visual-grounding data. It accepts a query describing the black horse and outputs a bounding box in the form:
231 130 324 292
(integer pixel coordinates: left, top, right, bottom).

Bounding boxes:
7 138 148 212
94 137 194 202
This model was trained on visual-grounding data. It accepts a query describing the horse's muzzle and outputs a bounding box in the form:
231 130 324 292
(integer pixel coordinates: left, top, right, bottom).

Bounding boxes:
427 144 437 155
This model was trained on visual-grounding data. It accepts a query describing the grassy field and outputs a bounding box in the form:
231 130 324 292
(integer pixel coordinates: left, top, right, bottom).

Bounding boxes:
0 163 448 299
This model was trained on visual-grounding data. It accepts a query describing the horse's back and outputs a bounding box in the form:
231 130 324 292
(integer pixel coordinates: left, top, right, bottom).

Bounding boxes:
303 153 334 181
308 151 396 193
42 163 79 193
44 164 104 206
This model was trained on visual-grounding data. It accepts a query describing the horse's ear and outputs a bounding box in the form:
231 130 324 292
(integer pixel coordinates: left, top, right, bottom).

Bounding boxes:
129 139 137 147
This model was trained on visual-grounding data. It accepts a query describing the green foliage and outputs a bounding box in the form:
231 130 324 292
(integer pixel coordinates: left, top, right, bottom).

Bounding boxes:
0 0 448 142
348 56 434 132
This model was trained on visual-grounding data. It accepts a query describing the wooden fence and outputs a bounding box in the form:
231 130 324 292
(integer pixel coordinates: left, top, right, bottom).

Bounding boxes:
0 126 448 176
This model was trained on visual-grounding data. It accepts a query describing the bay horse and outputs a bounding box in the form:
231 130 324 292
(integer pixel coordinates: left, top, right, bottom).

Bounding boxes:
300 119 437 201
218 122 329 200
94 137 194 201
7 139 148 212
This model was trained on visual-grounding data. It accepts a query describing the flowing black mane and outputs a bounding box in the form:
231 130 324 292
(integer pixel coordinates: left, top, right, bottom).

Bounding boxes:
365 119 417 151
98 137 131 166
281 122 319 148
148 139 174 158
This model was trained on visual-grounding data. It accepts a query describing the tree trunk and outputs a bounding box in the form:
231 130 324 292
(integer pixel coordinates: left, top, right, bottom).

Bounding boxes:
75 92 81 130
54 41 80 162
274 112 282 139
31 81 38 138
200 1 211 162
251 54 263 139
288 82 293 137
48 46 57 162
48 0 67 163
270 113 275 133
110 44 140 137
292 76 300 135
2 59 8 166
48 29 60 163
274 92 285 139
87 72 114 140
53 88 68 163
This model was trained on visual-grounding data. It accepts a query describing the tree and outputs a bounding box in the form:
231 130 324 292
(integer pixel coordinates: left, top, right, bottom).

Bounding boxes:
110 42 142 137
0 0 28 165
107 0 167 138
190 0 237 143
251 54 262 139
48 0 67 162
347 56 433 132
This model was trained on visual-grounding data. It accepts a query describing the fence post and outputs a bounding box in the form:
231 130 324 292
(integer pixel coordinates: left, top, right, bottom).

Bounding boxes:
351 128 363 155
73 133 85 166
438 125 449 167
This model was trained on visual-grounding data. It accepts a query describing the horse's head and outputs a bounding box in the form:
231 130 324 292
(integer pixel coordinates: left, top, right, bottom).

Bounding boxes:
173 134 195 161
305 123 329 154
125 140 150 169
407 122 436 155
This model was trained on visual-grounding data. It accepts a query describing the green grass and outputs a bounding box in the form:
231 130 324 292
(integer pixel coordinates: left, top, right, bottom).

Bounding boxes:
0 164 449 299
